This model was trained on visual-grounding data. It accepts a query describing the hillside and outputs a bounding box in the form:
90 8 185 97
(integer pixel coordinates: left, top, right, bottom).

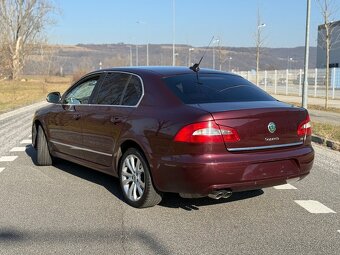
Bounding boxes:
23 43 317 75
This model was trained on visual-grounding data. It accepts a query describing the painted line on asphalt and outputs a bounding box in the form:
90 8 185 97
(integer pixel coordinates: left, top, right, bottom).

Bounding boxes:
274 184 297 190
295 200 336 214
10 147 26 152
338 230 340 234
0 167 5 173
0 156 18 162
28 135 32 138
20 139 31 144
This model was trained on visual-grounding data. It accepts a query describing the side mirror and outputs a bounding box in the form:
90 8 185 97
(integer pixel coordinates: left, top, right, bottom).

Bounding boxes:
46 92 61 104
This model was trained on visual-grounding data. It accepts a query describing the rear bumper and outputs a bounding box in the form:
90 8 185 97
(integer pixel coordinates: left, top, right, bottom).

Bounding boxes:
153 145 314 195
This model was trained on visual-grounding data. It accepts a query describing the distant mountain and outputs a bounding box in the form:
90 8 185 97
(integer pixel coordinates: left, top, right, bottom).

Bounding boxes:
23 43 317 75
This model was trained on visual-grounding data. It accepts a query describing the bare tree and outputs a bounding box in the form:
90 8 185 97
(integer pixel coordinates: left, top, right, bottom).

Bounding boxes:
0 0 56 80
317 0 340 108
255 9 266 85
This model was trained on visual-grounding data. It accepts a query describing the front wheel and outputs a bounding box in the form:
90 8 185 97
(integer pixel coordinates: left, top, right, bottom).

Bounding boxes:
36 125 52 166
119 148 162 208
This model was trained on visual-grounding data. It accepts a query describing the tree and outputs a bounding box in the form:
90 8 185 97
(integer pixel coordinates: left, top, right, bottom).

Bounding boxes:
0 0 56 80
317 0 340 108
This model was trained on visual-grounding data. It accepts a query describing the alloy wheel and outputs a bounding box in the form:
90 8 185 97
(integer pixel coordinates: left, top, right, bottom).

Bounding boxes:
121 154 145 201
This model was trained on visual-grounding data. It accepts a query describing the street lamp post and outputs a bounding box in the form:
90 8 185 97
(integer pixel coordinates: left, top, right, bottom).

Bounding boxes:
136 45 139 66
172 0 176 66
302 0 311 109
229 57 233 71
188 48 194 66
212 39 220 69
287 57 293 71
256 22 266 85
136 21 149 66
174 52 179 66
127 45 133 66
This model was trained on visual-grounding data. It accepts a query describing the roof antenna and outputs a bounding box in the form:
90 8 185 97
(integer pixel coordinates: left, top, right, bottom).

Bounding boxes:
190 36 215 72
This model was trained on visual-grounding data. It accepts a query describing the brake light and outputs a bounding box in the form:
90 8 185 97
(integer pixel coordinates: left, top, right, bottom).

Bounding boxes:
297 114 312 136
174 121 240 143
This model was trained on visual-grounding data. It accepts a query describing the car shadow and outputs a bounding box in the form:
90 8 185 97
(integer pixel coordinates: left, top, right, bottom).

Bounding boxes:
25 145 264 210
159 190 264 211
25 145 124 202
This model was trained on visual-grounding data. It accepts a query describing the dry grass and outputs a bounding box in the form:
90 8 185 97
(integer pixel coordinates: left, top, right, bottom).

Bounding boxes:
0 76 72 113
285 101 340 114
312 121 340 143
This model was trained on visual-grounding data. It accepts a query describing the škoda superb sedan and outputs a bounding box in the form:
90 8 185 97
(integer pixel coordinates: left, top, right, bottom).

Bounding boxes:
32 66 314 208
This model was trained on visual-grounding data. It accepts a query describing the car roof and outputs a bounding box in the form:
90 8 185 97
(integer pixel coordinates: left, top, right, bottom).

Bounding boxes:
87 66 239 78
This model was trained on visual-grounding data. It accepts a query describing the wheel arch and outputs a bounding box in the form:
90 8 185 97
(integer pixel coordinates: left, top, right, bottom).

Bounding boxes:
116 139 160 189
117 139 148 170
32 119 42 148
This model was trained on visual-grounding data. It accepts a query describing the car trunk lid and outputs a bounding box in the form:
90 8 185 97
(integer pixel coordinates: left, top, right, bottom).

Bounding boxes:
191 101 307 151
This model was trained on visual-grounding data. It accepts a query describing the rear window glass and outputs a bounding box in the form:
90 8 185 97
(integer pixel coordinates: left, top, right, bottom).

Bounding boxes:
163 74 275 104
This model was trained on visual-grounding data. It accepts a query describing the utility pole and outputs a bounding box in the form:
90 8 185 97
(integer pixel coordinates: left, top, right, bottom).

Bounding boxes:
172 0 176 66
256 9 266 86
302 0 311 109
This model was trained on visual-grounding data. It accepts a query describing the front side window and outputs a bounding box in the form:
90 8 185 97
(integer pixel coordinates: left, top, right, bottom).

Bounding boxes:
64 78 98 104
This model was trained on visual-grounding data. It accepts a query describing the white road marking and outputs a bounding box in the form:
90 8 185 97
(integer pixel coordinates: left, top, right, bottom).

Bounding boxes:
295 200 336 214
20 139 31 144
338 230 340 234
10 147 26 152
0 156 18 162
0 167 5 173
28 135 32 138
274 184 297 190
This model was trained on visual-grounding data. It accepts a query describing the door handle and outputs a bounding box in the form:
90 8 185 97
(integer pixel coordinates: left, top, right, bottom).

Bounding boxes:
73 113 81 120
110 116 123 124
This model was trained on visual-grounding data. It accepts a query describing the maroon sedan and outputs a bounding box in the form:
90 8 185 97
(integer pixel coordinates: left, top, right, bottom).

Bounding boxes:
32 67 314 208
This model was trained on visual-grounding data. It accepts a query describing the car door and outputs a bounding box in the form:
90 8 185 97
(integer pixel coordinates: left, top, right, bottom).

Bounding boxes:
81 72 143 167
48 74 103 159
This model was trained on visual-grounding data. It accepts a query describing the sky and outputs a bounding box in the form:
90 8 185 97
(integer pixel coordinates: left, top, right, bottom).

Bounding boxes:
50 0 339 48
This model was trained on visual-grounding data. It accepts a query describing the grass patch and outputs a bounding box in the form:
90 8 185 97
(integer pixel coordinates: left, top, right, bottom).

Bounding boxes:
312 121 340 143
285 101 340 114
0 76 71 113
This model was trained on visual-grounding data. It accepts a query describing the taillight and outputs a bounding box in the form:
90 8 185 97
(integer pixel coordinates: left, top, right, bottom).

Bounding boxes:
174 121 240 143
297 114 312 137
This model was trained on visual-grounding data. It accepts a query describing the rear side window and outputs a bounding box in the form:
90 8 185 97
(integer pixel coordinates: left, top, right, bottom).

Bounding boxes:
96 73 130 105
122 75 143 106
163 74 275 104
95 72 143 106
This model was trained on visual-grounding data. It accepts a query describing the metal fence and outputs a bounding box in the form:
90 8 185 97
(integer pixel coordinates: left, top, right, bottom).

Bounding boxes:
237 68 340 100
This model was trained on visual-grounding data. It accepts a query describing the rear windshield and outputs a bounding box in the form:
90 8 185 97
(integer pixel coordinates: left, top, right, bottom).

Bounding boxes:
163 74 275 104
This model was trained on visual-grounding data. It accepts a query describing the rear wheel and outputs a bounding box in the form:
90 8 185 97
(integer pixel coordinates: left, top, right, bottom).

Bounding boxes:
36 125 52 166
119 148 162 208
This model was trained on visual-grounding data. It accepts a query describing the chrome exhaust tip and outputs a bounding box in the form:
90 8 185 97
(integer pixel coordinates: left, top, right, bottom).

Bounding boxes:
208 190 232 200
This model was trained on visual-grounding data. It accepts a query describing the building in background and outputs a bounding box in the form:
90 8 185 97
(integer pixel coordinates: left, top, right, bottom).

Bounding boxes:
316 20 340 68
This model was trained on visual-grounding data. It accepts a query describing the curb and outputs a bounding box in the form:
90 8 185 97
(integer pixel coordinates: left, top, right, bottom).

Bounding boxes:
0 101 47 121
312 135 340 152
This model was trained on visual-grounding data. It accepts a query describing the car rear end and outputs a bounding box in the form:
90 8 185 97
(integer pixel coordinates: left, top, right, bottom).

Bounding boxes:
154 71 314 198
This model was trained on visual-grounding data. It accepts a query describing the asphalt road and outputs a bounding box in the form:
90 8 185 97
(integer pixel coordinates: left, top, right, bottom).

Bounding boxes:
0 103 339 255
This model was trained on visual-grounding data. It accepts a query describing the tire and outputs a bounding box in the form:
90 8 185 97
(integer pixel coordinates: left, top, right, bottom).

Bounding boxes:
36 125 52 166
119 148 162 208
